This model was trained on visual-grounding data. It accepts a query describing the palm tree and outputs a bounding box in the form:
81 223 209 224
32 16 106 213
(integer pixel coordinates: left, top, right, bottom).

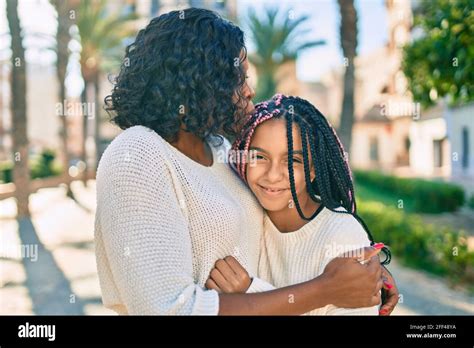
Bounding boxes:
6 0 30 218
75 0 137 184
50 0 79 197
247 7 325 101
337 0 358 154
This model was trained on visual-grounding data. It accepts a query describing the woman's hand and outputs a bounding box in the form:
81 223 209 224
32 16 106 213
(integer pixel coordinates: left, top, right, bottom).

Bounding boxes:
379 266 399 315
205 256 251 293
321 246 383 308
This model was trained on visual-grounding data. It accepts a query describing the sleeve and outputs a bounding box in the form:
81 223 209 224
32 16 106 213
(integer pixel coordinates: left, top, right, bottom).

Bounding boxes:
96 134 219 315
321 215 379 316
246 276 276 293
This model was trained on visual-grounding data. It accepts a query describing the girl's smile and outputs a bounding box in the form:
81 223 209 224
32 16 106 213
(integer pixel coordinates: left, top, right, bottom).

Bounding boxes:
257 184 289 196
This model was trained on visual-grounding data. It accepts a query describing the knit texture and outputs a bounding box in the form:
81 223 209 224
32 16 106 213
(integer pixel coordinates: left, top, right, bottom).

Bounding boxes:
94 125 268 315
259 206 378 315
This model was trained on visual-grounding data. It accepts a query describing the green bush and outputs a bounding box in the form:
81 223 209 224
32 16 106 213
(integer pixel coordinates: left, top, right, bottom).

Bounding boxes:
30 149 61 179
468 194 474 210
354 170 465 213
0 161 13 183
358 200 474 285
0 149 62 183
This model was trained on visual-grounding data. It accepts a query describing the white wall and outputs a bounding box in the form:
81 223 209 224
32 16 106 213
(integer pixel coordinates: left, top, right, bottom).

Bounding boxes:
445 103 474 177
351 122 396 170
409 117 449 176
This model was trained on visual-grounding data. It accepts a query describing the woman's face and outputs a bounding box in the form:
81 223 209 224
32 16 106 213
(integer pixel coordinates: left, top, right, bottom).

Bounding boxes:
246 118 315 212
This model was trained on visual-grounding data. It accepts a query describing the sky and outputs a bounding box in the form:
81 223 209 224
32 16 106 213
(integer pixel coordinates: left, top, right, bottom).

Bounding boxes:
0 0 389 90
238 0 388 81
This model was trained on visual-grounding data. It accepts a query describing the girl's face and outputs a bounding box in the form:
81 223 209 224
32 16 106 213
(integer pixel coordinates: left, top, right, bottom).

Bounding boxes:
246 118 315 212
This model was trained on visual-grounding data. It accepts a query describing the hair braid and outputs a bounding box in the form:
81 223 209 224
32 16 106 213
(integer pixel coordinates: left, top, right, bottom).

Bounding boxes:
300 122 320 202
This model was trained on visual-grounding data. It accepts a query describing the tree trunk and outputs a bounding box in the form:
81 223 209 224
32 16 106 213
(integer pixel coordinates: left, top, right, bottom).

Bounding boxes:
52 0 74 197
7 0 30 218
94 72 101 169
0 94 4 154
81 84 88 186
337 0 358 156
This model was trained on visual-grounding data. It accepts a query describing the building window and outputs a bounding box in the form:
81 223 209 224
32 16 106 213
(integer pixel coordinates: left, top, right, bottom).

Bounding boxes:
462 127 469 169
405 136 411 151
369 137 379 162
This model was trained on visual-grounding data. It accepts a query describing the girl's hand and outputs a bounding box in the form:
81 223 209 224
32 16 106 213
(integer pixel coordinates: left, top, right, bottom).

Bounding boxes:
379 266 399 315
205 256 251 293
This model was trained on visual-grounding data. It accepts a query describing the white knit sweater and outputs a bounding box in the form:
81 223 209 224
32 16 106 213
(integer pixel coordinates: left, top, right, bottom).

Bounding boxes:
95 125 377 315
94 126 273 315
259 206 378 315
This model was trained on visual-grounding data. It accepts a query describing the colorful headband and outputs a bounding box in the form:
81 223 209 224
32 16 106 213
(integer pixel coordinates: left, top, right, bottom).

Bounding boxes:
230 94 288 182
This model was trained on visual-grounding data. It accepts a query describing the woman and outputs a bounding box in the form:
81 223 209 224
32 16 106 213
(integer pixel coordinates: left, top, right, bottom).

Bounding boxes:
95 8 398 315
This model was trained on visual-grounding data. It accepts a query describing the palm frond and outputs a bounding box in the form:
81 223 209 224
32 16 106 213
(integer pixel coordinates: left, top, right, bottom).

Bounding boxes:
246 7 325 98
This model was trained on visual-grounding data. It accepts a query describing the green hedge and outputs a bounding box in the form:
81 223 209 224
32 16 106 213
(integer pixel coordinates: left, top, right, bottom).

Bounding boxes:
0 161 13 183
0 149 62 184
468 194 474 210
354 170 465 213
358 200 474 285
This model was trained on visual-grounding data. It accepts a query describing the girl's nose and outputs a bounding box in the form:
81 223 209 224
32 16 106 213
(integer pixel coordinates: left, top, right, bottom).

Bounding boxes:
265 162 285 183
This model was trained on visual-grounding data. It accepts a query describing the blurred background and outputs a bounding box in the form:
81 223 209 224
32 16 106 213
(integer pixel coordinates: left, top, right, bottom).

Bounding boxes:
0 0 473 315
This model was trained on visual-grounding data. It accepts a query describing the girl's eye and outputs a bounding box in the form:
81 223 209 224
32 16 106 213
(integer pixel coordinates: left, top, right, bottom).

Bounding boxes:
249 153 266 161
286 157 302 164
283 158 302 164
293 157 303 164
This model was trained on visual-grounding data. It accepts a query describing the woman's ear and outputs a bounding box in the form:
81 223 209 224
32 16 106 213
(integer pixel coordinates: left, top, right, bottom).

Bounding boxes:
310 166 316 182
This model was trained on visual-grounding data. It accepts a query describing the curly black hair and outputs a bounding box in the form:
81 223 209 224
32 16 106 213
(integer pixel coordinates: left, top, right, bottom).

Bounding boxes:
105 8 248 143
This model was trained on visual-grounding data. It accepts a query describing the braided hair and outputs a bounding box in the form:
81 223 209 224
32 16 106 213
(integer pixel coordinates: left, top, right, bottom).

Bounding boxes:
230 94 391 265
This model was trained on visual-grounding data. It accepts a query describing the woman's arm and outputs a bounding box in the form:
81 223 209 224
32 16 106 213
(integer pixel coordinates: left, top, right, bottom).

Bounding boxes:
318 215 381 315
379 266 399 315
96 135 220 314
217 252 382 315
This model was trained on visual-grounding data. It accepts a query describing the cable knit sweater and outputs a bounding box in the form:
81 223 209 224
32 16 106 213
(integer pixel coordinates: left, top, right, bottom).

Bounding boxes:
259 206 378 315
94 125 274 315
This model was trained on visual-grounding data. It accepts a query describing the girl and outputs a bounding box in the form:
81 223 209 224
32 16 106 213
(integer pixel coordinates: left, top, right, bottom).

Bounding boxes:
206 94 392 315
